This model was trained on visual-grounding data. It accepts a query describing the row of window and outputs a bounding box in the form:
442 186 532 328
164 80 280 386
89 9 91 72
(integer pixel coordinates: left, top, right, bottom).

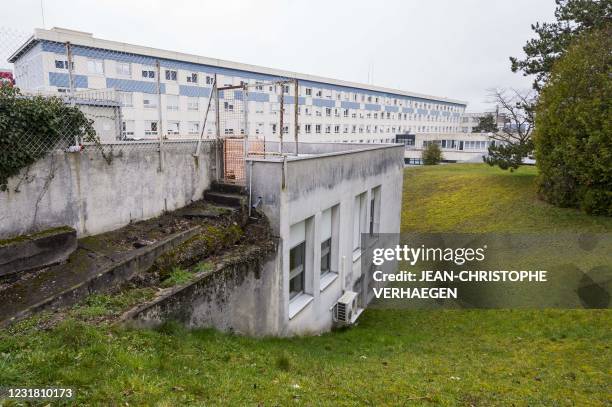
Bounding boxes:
260 123 458 135
52 58 463 113
289 187 381 302
117 92 459 126
421 139 491 150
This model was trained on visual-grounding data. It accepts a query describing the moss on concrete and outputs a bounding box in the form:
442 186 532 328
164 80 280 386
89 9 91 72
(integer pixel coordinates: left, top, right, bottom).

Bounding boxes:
0 226 75 248
153 224 244 279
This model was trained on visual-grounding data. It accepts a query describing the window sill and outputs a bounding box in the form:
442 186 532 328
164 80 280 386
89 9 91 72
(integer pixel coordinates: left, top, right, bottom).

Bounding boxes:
288 293 313 320
319 272 338 292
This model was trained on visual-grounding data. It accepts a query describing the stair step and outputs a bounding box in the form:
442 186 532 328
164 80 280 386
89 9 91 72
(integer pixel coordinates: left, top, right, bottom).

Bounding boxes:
204 191 246 207
211 181 246 195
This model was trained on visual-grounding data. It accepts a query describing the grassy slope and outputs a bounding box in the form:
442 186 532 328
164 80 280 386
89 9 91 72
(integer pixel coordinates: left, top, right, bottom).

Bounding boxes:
402 164 612 233
1 164 610 406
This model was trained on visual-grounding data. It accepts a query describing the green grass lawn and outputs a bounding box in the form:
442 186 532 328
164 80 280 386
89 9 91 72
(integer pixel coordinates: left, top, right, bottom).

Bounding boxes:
1 164 610 406
402 164 612 233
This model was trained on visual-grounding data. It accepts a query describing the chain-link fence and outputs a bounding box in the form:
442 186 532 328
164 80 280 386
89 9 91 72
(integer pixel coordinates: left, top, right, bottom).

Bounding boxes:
1 27 220 158
1 26 301 186
216 79 299 183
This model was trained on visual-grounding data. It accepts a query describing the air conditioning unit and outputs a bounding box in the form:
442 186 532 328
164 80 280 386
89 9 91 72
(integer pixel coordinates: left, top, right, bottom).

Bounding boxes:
333 291 362 325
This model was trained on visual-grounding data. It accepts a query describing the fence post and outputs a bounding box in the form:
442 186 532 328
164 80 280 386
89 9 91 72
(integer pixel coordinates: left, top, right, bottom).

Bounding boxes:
155 60 164 171
243 83 249 181
115 90 123 141
65 41 78 147
214 74 222 181
194 77 215 157
294 79 299 156
279 83 284 155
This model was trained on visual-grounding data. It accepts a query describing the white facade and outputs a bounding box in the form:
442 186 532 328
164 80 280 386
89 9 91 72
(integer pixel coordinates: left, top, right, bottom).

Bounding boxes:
10 27 467 144
248 142 404 335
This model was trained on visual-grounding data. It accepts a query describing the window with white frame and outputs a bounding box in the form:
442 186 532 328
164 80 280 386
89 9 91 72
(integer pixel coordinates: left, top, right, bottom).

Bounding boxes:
167 121 180 135
353 192 367 255
320 208 333 277
144 121 158 137
369 186 381 236
143 95 157 108
54 60 73 70
166 95 179 111
188 121 199 135
118 92 133 107
142 66 155 79
187 72 198 83
305 124 311 134
116 62 131 77
187 97 199 111
165 69 177 81
87 59 104 75
289 221 306 300
121 120 134 137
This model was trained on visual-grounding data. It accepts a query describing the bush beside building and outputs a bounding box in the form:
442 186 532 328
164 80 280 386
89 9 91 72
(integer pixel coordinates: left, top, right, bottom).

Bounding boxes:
534 28 611 216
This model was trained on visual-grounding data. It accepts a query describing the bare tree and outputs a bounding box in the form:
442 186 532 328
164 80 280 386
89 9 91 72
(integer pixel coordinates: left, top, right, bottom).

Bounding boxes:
483 88 537 171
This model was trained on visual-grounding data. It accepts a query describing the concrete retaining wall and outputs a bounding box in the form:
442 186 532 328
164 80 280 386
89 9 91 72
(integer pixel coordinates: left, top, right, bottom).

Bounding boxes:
0 142 216 239
124 242 282 336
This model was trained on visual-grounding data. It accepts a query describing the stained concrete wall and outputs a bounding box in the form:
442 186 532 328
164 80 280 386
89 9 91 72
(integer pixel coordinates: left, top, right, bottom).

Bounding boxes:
0 141 216 239
247 143 404 336
125 243 282 337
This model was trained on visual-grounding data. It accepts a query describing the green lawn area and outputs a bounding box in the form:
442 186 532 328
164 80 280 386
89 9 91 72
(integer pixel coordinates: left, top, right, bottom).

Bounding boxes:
1 164 610 406
402 164 612 233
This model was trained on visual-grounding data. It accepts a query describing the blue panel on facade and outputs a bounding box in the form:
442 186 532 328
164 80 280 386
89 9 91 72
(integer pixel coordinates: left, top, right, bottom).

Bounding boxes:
364 103 380 111
179 85 210 97
442 111 450 116
341 101 360 110
312 98 335 108
106 77 164 94
248 92 269 102
39 39 467 108
49 72 88 88
417 108 428 115
430 110 440 116
284 96 306 105
384 106 399 113
402 107 414 113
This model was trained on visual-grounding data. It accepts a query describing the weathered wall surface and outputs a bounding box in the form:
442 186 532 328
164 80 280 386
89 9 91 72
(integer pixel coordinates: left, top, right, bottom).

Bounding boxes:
0 142 216 239
248 144 404 336
124 242 282 336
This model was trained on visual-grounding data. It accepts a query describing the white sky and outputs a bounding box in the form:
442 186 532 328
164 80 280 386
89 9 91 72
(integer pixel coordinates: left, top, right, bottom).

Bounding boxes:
1 0 556 111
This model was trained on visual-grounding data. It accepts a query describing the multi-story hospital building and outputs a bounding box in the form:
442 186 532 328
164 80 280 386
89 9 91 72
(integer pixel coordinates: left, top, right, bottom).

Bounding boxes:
9 27 470 146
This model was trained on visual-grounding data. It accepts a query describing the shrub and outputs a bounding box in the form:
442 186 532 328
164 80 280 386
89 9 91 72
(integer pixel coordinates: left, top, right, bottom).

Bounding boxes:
422 143 443 165
534 27 612 215
0 85 97 191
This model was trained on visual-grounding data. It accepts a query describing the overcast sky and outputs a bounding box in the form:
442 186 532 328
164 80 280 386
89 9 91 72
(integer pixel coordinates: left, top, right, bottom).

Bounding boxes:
1 0 556 111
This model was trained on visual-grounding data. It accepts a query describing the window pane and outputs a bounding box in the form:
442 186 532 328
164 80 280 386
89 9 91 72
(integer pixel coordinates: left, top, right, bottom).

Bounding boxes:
289 242 305 273
320 238 331 275
289 242 305 299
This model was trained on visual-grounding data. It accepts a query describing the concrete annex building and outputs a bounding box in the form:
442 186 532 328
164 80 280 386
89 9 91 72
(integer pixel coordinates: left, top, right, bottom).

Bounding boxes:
9 27 468 146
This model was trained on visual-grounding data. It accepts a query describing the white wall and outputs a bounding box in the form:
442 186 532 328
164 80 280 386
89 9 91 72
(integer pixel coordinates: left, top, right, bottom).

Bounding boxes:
0 142 215 239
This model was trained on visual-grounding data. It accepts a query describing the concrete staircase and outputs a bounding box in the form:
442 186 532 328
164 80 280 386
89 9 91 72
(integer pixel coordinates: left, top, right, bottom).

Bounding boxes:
204 181 247 208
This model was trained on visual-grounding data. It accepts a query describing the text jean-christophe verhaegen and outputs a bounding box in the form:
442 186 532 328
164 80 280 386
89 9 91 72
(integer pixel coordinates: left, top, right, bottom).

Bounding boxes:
370 244 548 299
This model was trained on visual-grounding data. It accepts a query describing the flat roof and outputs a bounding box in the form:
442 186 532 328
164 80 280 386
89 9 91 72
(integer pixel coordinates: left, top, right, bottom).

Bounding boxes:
9 27 467 106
